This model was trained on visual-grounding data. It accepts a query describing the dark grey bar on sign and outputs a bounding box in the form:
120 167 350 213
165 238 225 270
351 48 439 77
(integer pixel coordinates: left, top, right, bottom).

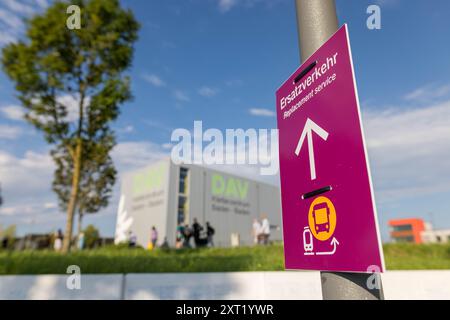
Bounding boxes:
301 185 332 200
293 60 317 84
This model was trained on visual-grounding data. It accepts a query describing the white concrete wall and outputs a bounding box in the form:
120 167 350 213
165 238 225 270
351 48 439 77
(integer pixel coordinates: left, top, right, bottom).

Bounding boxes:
381 271 450 300
124 271 322 300
0 271 449 300
0 274 123 300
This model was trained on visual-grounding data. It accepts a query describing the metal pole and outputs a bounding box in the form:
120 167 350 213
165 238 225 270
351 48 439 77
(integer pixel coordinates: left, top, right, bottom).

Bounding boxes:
295 0 339 62
294 0 384 300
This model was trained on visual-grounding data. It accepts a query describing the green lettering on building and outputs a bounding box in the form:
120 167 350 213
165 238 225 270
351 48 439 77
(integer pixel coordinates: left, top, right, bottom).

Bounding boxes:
211 174 248 200
236 178 249 200
132 163 166 195
212 174 225 196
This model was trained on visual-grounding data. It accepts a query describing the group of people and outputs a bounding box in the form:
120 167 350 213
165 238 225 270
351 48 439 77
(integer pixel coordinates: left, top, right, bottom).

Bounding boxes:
126 227 168 250
53 229 85 251
252 215 271 245
175 218 215 249
125 215 270 249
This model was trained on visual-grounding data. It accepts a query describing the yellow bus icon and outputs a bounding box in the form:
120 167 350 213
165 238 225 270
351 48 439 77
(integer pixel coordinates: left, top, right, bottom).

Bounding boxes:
313 203 330 232
308 196 336 241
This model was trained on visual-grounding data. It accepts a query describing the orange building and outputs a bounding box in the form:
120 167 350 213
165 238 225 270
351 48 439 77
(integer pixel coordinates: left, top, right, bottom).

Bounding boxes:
388 218 425 243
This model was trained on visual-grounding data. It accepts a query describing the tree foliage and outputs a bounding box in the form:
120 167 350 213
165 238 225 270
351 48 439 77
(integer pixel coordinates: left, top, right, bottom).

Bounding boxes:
52 132 116 216
83 224 100 249
1 0 140 252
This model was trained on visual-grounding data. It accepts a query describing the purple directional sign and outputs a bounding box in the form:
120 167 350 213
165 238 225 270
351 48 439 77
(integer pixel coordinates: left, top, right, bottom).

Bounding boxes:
276 24 384 272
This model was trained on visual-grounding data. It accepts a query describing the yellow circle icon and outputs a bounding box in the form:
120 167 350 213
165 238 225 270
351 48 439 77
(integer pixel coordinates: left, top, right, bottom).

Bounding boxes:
308 196 336 241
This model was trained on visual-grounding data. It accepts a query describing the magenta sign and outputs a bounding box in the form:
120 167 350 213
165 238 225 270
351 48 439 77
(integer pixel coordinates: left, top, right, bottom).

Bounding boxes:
276 25 384 272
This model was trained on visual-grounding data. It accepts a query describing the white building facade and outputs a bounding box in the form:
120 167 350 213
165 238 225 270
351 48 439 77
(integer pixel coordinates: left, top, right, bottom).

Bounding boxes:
114 159 282 248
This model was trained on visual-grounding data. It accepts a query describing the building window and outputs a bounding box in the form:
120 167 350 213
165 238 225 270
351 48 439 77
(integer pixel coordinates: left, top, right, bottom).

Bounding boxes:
395 236 414 243
177 195 187 225
177 167 189 225
392 224 413 232
179 167 189 194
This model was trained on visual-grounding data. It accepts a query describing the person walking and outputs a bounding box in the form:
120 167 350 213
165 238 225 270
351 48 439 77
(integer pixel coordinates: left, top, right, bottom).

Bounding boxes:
183 224 192 248
1 236 8 249
206 221 215 247
260 214 271 245
192 218 203 248
77 232 85 250
54 229 63 252
128 230 137 248
150 226 158 250
175 223 184 249
252 218 261 245
160 237 170 250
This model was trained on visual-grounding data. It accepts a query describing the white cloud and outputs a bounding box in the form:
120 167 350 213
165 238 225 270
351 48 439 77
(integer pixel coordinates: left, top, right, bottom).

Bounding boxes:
0 95 90 129
1 204 52 217
161 143 173 149
112 141 168 170
3 0 34 15
218 0 237 12
173 90 190 102
35 0 49 9
0 124 24 139
217 0 285 12
0 30 16 45
1 105 24 121
198 86 218 97
0 8 22 29
43 202 57 209
118 125 134 134
249 108 276 117
364 99 450 202
0 149 55 222
0 1 48 47
1 95 90 124
365 102 450 155
24 94 91 124
0 204 65 230
46 94 91 123
404 83 450 102
142 73 166 87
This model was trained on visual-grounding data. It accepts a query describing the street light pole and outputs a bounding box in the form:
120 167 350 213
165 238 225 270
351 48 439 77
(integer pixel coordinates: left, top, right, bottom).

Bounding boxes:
294 0 384 300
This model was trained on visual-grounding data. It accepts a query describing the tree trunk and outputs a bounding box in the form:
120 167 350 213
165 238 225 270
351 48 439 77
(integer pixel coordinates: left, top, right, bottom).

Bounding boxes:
62 140 82 253
77 211 84 238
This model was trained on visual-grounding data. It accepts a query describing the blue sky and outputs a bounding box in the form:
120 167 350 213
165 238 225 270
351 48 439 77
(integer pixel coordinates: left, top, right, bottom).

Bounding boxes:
1 0 450 242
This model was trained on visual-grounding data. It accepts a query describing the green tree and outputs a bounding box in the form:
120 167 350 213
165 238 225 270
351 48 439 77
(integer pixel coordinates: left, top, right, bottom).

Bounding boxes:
1 0 139 253
1 225 16 239
83 224 100 249
0 225 16 250
52 136 116 238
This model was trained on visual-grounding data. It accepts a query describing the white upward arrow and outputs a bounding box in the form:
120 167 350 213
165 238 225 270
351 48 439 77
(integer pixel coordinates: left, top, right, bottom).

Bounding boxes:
295 118 329 180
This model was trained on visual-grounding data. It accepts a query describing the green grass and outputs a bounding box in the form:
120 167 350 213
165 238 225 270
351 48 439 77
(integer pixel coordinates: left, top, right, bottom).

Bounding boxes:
383 243 450 270
0 243 449 275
